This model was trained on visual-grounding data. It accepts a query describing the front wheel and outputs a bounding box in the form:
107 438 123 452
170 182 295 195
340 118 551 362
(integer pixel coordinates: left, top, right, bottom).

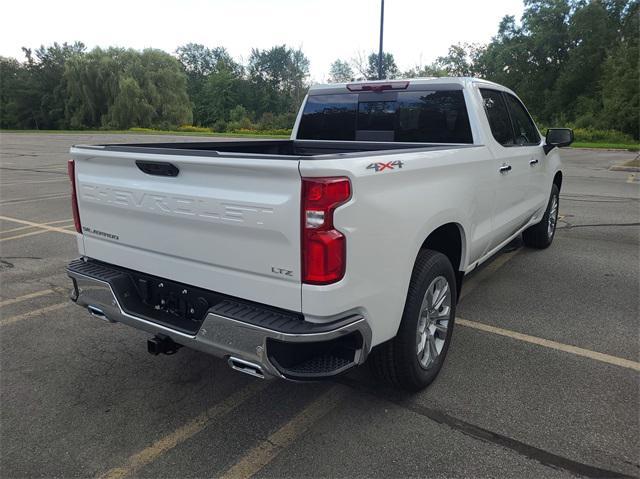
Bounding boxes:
523 184 560 249
369 250 457 392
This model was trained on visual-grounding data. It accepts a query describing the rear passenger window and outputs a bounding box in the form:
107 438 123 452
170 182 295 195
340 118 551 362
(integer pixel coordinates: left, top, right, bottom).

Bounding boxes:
480 89 514 146
297 90 473 143
297 94 357 141
504 94 541 145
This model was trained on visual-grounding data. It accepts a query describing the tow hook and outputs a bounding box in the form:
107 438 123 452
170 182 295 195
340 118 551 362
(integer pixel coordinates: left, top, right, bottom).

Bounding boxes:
147 335 182 355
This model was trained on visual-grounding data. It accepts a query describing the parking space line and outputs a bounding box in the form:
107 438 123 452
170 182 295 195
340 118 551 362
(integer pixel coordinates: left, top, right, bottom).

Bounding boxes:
220 386 346 479
0 302 69 327
0 226 76 242
98 381 269 479
1 178 69 186
457 318 640 372
0 193 71 205
2 218 73 234
0 289 56 307
0 215 76 236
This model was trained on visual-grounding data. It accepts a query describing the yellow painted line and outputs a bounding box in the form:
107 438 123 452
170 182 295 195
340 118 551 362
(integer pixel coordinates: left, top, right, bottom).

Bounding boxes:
1 218 73 234
220 386 346 479
98 381 269 479
457 318 640 372
0 215 76 236
0 289 56 307
0 302 69 327
0 228 74 242
460 248 520 301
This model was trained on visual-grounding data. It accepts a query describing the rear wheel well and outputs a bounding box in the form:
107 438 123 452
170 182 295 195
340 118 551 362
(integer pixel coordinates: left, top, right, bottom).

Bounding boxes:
419 223 464 298
553 171 563 191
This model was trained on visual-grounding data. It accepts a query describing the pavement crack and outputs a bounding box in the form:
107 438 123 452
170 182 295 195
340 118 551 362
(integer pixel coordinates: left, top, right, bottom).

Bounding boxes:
339 377 635 479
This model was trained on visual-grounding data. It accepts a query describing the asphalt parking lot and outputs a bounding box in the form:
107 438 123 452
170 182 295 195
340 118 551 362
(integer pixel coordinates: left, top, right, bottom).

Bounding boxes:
1 132 638 479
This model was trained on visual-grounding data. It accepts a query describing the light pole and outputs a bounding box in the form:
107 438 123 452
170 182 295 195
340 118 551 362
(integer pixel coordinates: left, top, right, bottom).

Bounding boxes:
378 0 384 80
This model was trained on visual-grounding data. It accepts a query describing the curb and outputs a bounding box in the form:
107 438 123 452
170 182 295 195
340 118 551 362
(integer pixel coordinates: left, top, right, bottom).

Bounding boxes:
569 147 639 152
609 165 640 172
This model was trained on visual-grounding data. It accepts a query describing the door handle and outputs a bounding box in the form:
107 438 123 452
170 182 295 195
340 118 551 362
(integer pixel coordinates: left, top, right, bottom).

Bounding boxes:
529 158 539 166
499 164 512 174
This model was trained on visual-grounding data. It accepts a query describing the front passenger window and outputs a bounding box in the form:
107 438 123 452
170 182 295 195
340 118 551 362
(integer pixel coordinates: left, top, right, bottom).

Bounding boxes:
480 89 514 146
504 94 541 146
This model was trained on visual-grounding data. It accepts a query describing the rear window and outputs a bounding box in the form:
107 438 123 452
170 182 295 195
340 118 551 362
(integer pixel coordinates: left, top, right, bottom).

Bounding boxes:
297 90 473 143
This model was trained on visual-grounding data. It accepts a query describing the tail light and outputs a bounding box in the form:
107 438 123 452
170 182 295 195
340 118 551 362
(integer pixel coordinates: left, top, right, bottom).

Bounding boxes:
301 177 351 285
67 159 82 234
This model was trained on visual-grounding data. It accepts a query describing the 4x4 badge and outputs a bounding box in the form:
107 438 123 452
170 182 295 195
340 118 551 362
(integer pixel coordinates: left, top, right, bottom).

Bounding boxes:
367 160 404 172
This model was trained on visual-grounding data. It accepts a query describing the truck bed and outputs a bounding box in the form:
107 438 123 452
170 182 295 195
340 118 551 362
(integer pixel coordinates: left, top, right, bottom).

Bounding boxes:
79 139 475 159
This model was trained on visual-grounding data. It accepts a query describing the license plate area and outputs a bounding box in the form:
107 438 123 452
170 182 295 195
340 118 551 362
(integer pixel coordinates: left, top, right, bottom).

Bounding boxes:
112 270 225 335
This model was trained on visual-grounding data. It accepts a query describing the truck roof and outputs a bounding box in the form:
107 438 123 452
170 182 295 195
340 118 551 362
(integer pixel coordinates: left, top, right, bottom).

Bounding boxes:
308 77 515 96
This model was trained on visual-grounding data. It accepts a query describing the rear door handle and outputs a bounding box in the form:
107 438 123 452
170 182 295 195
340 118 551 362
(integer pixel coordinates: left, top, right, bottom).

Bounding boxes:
499 164 512 174
529 158 539 166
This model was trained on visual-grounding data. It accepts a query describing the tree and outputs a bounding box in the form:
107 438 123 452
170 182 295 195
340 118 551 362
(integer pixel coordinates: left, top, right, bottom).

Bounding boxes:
402 63 445 78
435 43 484 77
355 52 399 80
3 42 86 129
328 59 354 83
0 57 25 128
600 1 639 138
176 44 241 125
247 45 310 116
64 47 191 129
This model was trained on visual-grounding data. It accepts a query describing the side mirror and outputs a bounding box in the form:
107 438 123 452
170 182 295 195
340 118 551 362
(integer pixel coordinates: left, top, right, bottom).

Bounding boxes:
544 128 574 154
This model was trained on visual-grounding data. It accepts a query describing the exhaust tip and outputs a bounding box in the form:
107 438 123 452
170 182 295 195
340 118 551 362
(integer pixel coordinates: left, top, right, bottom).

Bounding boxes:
87 305 116 323
228 357 264 379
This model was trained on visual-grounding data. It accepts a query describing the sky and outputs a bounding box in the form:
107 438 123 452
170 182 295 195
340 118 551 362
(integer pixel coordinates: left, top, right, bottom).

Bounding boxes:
1 0 525 81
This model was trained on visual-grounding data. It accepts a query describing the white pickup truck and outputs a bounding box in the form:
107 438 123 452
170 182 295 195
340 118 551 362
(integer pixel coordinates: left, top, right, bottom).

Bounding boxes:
66 77 573 390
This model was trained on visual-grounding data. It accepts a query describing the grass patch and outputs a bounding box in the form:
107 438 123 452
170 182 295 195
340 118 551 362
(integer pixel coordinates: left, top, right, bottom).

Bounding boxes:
571 142 639 151
0 129 289 138
3 129 637 151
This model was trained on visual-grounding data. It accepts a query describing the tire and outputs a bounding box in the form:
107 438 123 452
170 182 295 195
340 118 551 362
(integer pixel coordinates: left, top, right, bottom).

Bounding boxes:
369 250 457 392
523 184 560 249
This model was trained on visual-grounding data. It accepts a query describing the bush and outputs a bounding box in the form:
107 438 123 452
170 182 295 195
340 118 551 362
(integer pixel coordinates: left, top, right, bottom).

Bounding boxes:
211 120 227 132
176 125 212 133
257 112 296 131
538 124 636 145
572 128 635 144
227 128 291 136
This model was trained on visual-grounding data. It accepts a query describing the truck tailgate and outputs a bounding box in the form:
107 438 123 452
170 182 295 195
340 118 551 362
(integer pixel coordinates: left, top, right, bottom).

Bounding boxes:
71 147 302 312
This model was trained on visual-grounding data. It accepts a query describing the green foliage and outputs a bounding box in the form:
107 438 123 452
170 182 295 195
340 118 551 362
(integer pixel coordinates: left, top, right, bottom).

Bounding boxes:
473 0 639 139
2 5 637 141
571 127 635 144
328 60 354 83
1 42 85 129
247 45 310 116
363 53 399 80
435 43 484 77
63 47 192 130
176 125 212 133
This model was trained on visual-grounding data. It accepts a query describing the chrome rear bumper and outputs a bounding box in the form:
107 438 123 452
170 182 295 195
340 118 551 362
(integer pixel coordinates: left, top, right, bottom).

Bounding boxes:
67 259 371 380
